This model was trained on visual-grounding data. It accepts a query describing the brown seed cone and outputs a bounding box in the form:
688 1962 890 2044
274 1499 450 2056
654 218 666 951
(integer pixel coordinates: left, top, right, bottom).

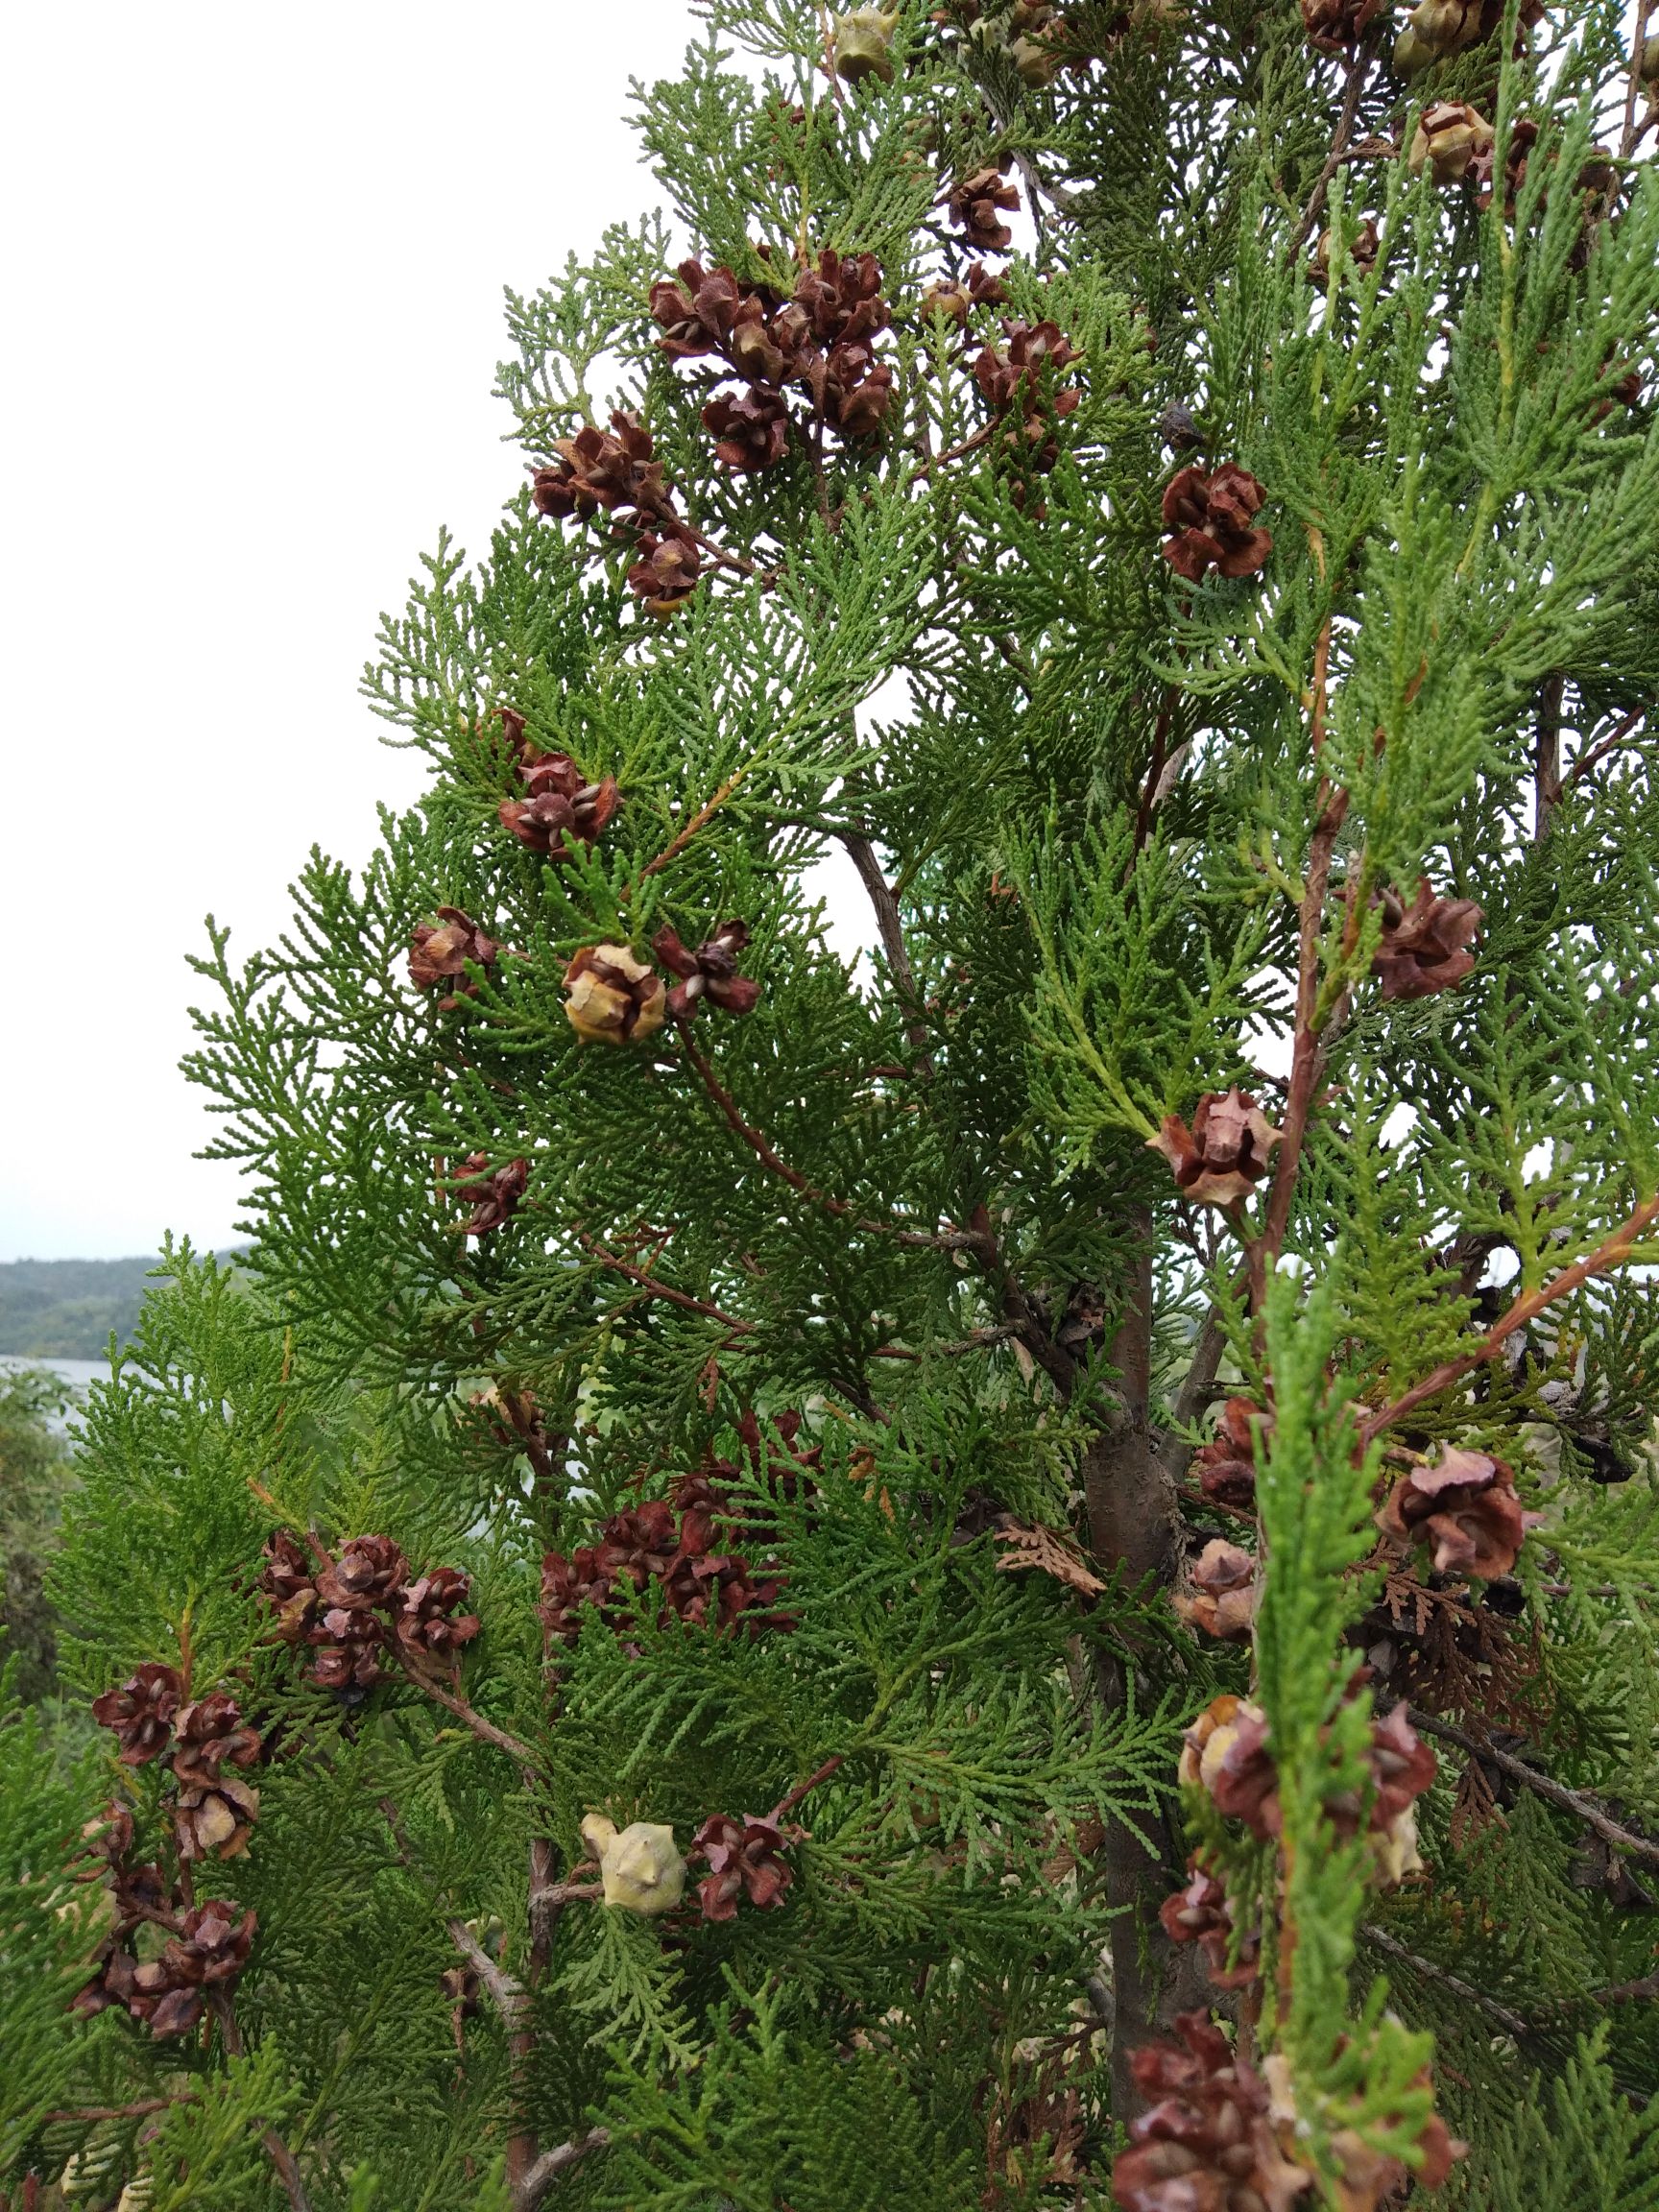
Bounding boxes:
1114 2010 1314 2212
171 1695 262 1861
625 524 704 617
564 943 667 1046
258 1539 323 1646
258 1530 315 1606
945 162 1021 253
539 1549 611 1647
1377 1444 1535 1579
1160 462 1272 581
1149 1087 1280 1207
921 276 973 326
1366 1704 1438 1830
974 319 1082 411
454 1154 530 1238
91 1664 182 1767
727 295 792 385
175 1771 261 1863
1392 0 1535 72
408 907 504 1007
790 249 891 350
1310 215 1380 281
1371 879 1482 999
1301 0 1385 48
498 746 621 861
317 1535 409 1612
822 344 896 438
1173 1537 1258 1642
306 1607 388 1694
649 258 749 360
1191 1397 1267 1509
1407 101 1495 188
393 1570 482 1667
703 386 791 471
653 919 762 1022
164 1899 258 1986
1159 1858 1262 1989
79 1799 136 1872
125 1899 258 2036
532 412 667 520
691 1811 795 1920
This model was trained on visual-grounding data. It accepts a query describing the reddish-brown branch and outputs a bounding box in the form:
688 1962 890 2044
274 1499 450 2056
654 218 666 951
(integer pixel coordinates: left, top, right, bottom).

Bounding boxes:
1534 671 1565 839
580 1237 754 1336
410 1672 541 1775
633 772 744 888
1407 1707 1659 1869
1362 1190 1659 1443
1565 707 1646 792
42 2097 199 2125
1130 687 1182 859
1285 53 1375 266
1623 0 1654 158
907 421 998 483
769 1753 846 1825
1257 625 1348 1283
678 1022 827 1200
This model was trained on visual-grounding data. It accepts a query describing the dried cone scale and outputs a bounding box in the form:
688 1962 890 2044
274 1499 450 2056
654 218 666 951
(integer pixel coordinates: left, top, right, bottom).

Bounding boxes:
564 944 668 1045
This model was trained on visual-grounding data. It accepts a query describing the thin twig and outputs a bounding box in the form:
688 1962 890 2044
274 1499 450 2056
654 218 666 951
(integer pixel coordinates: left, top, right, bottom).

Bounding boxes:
633 772 744 887
1564 706 1646 791
907 421 998 482
1285 54 1374 266
41 2098 199 2125
1257 625 1348 1282
410 1673 541 1774
1362 1190 1659 1442
208 1993 313 2212
446 1917 530 2030
679 1022 825 1200
1407 1708 1659 1870
1623 0 1654 160
869 1325 1018 1360
770 1753 846 1825
1130 687 1182 859
514 2128 613 2212
580 1237 754 1336
1360 1922 1531 2037
838 830 934 1070
1534 670 1564 840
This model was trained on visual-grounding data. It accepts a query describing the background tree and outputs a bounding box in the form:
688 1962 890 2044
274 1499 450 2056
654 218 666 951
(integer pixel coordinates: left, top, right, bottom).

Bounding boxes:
0 1368 77 1711
6 0 1659 2205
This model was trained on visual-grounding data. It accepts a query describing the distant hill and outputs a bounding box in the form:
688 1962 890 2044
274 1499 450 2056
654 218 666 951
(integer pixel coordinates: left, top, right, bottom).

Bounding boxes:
0 1256 164 1358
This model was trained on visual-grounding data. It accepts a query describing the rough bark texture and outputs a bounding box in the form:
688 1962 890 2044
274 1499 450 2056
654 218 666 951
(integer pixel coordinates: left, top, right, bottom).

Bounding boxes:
1083 1214 1205 2118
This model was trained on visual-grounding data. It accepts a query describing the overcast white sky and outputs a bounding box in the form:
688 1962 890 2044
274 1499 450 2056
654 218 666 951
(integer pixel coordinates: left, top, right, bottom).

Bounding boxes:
1 1 867 1262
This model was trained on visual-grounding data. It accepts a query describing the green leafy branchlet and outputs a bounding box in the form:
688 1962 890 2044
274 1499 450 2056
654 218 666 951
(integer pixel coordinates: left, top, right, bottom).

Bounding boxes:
7 0 1659 2204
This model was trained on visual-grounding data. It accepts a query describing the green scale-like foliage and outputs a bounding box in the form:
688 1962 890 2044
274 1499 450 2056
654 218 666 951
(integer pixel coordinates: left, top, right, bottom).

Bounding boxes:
8 0 1659 2203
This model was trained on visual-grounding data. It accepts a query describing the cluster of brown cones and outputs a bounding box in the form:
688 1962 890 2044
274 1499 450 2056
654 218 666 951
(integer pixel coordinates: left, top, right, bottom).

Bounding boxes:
532 408 706 617
539 1473 793 1657
649 248 898 491
91 1668 263 1863
258 1531 480 1701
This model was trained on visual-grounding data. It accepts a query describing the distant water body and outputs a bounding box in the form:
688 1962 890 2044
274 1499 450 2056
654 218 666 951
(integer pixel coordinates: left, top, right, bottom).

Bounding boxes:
0 1355 109 1432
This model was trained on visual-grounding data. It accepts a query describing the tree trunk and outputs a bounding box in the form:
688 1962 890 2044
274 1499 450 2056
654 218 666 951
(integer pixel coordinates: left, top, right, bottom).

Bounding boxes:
1083 1214 1205 2119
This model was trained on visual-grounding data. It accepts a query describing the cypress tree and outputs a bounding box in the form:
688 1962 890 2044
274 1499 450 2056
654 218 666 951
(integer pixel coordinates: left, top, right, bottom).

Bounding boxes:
7 1 1659 2204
